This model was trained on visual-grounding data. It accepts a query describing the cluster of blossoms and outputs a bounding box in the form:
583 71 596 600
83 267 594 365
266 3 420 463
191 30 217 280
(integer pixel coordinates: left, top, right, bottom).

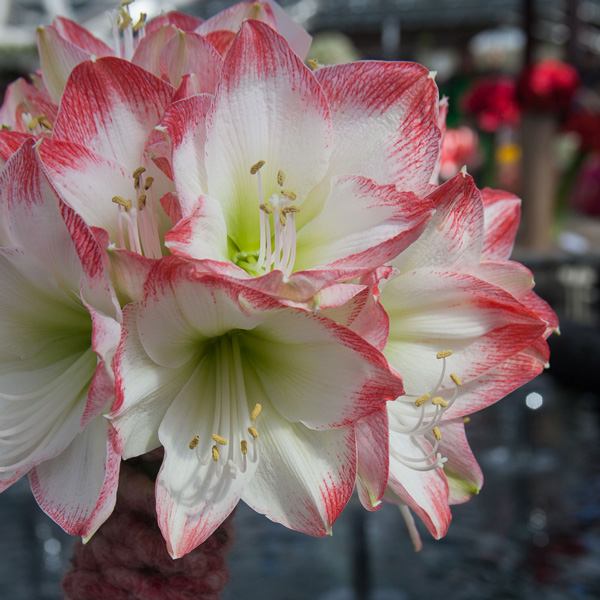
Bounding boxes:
0 1 557 559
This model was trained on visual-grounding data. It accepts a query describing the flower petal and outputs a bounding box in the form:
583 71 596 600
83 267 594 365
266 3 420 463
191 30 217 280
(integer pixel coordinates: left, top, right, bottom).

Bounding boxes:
204 20 331 251
314 61 441 196
481 188 521 260
29 415 120 539
52 57 174 171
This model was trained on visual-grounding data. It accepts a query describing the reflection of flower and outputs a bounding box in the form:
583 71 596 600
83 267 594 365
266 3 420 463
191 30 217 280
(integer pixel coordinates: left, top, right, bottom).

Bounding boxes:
464 76 520 132
518 58 580 113
439 126 481 180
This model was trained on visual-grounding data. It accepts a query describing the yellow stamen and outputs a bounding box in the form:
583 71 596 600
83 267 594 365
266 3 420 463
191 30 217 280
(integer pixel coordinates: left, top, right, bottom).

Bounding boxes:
132 13 147 32
277 170 286 186
40 119 52 130
119 9 133 29
241 440 248 455
259 202 273 214
248 427 259 439
436 350 453 359
212 434 227 446
189 435 199 450
251 403 262 421
144 176 154 190
121 0 135 5
432 396 448 407
250 160 265 175
28 114 46 130
211 445 220 461
450 373 462 387
279 211 288 227
132 166 146 179
137 193 147 210
307 59 320 70
112 196 132 211
415 394 430 407
463 416 471 424
281 190 297 201
432 426 442 441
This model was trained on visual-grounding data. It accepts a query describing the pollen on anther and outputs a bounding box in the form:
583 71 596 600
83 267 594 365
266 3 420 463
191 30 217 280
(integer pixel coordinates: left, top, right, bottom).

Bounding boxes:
250 160 265 175
112 196 132 211
144 176 154 190
211 445 220 461
277 170 286 186
432 426 442 440
432 396 448 407
415 394 431 407
248 427 259 439
436 350 453 359
463 416 471 424
132 167 146 179
212 434 228 446
138 194 147 210
307 59 320 70
251 403 262 421
259 202 273 214
189 435 199 450
281 190 297 201
450 373 462 386
241 440 248 455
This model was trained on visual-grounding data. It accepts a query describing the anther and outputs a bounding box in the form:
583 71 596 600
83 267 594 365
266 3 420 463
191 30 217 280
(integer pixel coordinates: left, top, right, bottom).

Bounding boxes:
241 440 248 455
432 397 448 407
248 427 259 439
40 119 52 130
463 416 471 424
112 196 132 211
144 176 154 190
415 394 431 407
277 170 286 186
432 426 442 441
281 190 297 201
132 166 146 178
211 445 220 461
307 59 320 70
138 193 146 210
251 403 262 421
189 435 199 450
132 13 147 32
450 373 462 387
119 10 133 29
436 350 453 359
121 0 135 5
259 202 273 214
212 434 228 446
250 160 265 175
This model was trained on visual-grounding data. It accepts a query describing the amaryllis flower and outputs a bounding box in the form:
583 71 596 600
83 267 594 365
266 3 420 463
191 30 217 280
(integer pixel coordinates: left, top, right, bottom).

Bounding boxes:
37 1 309 103
344 172 555 543
0 140 122 540
162 20 441 303
110 259 403 557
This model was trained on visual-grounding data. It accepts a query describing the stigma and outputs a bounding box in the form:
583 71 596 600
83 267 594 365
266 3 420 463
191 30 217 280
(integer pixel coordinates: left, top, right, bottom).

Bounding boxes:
246 161 299 278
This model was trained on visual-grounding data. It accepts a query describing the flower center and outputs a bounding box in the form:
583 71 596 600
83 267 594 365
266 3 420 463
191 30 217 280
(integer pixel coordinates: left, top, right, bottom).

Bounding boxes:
235 160 299 278
107 0 147 61
187 334 260 479
388 349 462 471
111 166 162 258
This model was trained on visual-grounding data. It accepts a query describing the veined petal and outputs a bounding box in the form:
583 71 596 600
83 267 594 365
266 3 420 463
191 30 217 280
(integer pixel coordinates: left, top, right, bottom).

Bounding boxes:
204 20 331 251
391 172 484 273
355 408 389 510
195 2 277 36
0 78 57 133
436 419 483 505
294 175 434 273
52 57 174 171
386 432 451 539
158 94 213 217
53 17 114 57
131 24 176 77
242 388 356 536
29 414 120 539
314 61 441 197
481 188 521 260
0 131 30 170
145 12 204 36
243 308 403 429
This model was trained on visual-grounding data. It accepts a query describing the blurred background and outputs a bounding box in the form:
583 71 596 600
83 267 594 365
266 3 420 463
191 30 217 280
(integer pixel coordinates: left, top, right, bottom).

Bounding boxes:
1 1 600 599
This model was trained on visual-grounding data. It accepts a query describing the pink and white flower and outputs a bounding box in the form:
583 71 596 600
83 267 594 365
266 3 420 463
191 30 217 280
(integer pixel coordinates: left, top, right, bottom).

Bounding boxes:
110 259 403 557
162 20 441 303
0 140 122 540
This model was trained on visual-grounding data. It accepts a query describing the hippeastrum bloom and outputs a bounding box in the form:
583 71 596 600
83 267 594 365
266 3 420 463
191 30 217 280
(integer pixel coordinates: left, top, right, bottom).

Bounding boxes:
110 258 403 557
0 140 122 539
37 1 310 103
161 20 440 303
344 171 556 543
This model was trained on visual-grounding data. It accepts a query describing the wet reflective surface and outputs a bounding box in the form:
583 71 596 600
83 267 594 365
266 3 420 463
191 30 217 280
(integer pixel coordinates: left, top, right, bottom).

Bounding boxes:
2 302 600 600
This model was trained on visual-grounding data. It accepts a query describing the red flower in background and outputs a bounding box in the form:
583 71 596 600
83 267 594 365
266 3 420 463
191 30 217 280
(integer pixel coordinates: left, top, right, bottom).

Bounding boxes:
517 58 580 113
439 126 481 180
464 76 521 132
564 109 600 154
572 155 600 216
